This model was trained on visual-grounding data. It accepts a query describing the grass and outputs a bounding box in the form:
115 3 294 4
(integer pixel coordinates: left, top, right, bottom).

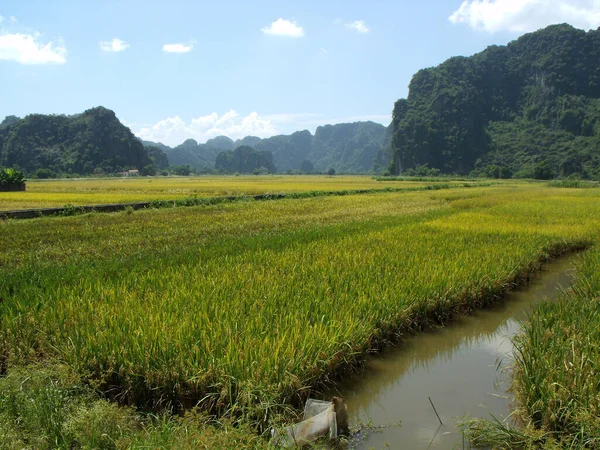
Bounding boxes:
1 181 600 447
0 362 263 449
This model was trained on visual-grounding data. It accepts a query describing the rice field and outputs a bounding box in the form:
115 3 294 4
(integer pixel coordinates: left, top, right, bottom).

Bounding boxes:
1 180 600 447
0 175 452 210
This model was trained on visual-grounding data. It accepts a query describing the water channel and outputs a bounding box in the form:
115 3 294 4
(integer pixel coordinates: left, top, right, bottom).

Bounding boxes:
332 256 576 449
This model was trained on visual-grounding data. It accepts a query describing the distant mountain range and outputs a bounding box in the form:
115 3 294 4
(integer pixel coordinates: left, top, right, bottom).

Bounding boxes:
145 121 391 174
0 107 390 175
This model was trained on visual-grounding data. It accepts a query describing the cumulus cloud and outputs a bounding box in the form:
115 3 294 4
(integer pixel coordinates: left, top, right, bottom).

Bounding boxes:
346 20 369 33
162 42 193 53
99 38 129 52
135 111 278 146
449 0 600 33
0 32 66 64
261 18 304 37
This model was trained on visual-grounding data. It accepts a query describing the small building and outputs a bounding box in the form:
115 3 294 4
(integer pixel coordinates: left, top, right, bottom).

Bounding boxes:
122 169 139 177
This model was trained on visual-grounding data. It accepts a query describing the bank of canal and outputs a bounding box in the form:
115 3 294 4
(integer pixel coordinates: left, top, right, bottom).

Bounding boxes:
333 256 576 449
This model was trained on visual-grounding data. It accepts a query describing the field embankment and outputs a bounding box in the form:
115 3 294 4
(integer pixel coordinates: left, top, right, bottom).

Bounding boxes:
1 182 600 447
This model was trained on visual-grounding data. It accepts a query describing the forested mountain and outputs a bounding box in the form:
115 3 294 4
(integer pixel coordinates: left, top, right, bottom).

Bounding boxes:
0 107 156 175
162 138 225 170
0 107 388 175
390 24 600 179
309 122 391 173
162 122 389 173
215 146 276 174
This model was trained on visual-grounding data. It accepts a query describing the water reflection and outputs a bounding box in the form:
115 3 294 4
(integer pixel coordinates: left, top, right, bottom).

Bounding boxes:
332 257 576 449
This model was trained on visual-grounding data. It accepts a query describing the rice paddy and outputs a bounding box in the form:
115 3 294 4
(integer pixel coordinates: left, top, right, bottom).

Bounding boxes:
1 178 600 448
0 175 451 210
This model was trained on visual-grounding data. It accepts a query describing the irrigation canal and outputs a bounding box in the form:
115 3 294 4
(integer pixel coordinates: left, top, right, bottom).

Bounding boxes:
332 256 576 449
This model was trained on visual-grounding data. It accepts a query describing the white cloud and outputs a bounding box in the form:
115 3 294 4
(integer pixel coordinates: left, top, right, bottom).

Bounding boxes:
0 32 66 64
99 38 129 52
320 47 328 54
449 0 600 33
135 111 278 146
162 42 193 53
9 16 17 24
261 18 304 37
0 16 3 24
346 20 369 33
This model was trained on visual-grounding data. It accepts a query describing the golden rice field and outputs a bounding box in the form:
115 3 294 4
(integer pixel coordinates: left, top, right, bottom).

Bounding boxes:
1 180 600 448
0 175 455 210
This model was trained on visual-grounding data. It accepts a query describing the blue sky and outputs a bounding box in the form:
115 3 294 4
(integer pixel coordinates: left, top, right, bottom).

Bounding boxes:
1 0 600 146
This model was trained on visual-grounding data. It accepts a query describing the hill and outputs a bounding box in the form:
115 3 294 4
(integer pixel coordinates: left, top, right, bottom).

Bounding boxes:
0 108 388 175
162 138 229 171
0 107 157 176
390 24 600 179
166 121 389 173
215 146 276 174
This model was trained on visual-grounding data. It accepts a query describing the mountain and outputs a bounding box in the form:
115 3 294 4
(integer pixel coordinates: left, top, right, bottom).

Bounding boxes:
164 138 229 170
309 122 390 173
160 122 388 173
0 107 151 175
234 136 262 147
0 107 388 175
140 139 171 153
390 24 600 179
254 130 313 172
215 146 276 174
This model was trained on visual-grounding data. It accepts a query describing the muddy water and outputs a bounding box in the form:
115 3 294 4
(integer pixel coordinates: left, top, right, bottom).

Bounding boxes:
333 257 576 449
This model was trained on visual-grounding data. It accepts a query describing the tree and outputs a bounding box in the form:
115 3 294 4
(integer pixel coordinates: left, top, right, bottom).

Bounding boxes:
215 146 276 174
141 164 156 176
172 165 192 176
327 168 336 175
533 160 556 180
299 160 314 173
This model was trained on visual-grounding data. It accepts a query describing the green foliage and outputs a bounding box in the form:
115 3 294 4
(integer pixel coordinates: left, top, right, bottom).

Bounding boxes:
299 160 314 173
0 107 150 175
0 363 263 449
326 167 336 175
33 168 56 179
391 24 600 178
216 145 276 174
402 163 440 177
0 168 25 186
0 116 20 130
164 138 223 170
229 122 389 174
171 165 192 176
141 164 156 176
145 145 169 170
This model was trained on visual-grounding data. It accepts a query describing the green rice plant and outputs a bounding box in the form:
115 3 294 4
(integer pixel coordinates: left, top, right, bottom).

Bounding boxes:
1 183 600 443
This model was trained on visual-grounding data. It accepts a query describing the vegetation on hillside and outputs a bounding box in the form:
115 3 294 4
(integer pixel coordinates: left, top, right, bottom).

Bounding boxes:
215 145 276 174
0 107 161 177
151 121 389 174
390 24 600 179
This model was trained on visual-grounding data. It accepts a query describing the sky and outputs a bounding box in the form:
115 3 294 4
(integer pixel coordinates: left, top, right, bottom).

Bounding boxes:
1 0 600 146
